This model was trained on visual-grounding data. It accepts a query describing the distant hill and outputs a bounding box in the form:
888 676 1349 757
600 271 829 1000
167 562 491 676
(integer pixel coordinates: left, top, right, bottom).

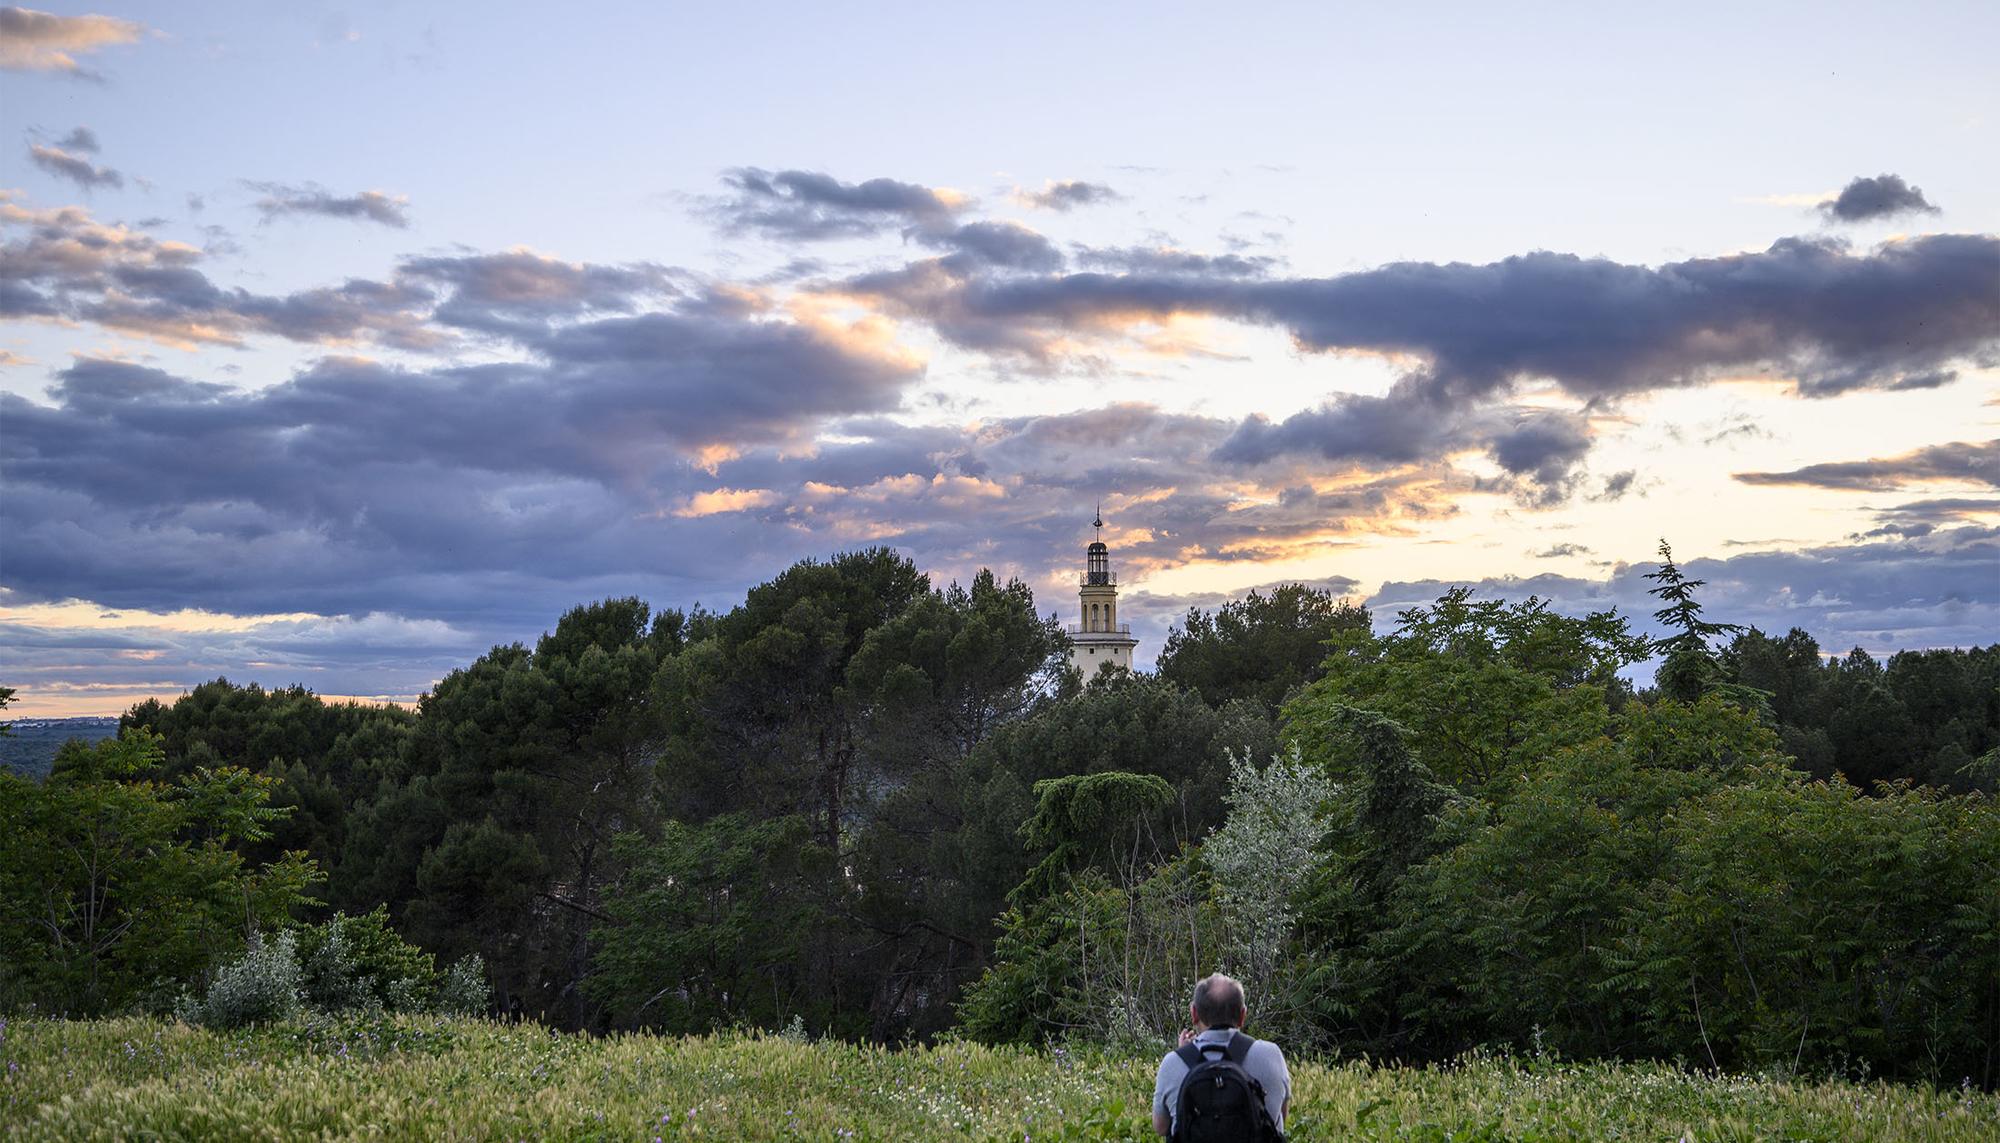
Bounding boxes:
0 717 121 780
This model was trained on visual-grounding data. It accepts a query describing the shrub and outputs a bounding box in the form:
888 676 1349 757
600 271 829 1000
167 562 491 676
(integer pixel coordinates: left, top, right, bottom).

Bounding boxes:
293 907 439 1013
383 974 427 1013
299 925 378 1013
178 908 491 1027
178 931 302 1030
435 954 490 1016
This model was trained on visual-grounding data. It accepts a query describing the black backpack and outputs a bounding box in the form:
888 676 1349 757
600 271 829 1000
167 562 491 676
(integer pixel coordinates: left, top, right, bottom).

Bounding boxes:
1171 1031 1282 1142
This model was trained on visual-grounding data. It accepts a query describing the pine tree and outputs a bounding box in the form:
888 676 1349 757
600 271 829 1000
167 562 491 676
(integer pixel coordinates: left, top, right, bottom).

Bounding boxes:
1645 541 1748 704
1644 541 1742 656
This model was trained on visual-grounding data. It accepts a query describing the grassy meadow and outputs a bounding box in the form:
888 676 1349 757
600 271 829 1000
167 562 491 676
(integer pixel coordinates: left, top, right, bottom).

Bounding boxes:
2 1015 1995 1141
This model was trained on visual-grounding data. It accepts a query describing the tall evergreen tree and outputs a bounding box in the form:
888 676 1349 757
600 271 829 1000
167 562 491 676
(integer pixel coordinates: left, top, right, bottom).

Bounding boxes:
1645 540 1746 704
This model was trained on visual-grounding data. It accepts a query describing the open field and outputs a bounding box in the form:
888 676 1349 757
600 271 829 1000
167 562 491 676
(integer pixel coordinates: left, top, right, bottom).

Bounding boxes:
1 1015 1994 1141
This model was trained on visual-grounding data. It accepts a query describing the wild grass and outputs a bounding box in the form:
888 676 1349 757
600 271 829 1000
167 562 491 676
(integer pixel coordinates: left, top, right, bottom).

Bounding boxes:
1 1013 1993 1141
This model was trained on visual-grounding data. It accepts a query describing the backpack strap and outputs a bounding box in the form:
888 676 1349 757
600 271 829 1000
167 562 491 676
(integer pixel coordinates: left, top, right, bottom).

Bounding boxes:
1178 1031 1256 1069
1223 1030 1255 1064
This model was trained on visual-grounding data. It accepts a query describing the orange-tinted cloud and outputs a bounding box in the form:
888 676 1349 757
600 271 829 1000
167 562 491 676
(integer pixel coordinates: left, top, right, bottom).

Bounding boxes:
0 7 145 76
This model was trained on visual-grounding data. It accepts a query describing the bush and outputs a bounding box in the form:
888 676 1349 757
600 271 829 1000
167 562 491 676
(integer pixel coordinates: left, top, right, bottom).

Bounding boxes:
178 931 302 1030
294 908 437 1013
435 954 489 1017
178 910 494 1028
300 926 373 1013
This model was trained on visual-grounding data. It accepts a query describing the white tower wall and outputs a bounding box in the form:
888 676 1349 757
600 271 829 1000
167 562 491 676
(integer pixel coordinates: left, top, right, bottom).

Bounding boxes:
1068 513 1138 678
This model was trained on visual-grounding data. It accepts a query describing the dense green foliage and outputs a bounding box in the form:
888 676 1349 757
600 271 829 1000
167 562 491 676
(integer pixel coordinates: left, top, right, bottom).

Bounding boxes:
1285 589 1648 795
176 913 490 1030
1720 629 2000 792
968 580 2000 1086
336 595 681 1028
124 680 418 870
3 542 1995 1095
1311 699 2000 1082
0 729 321 1017
6 1015 1996 1140
1156 583 1371 712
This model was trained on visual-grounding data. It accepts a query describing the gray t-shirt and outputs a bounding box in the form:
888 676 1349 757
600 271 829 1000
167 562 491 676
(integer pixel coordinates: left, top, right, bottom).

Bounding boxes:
1152 1028 1290 1134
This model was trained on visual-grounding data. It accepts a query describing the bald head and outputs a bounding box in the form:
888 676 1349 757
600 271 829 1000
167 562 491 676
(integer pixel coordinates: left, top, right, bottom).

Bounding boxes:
1192 973 1247 1029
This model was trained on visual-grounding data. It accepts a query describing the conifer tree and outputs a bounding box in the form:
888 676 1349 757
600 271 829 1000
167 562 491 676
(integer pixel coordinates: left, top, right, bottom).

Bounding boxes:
1645 541 1746 704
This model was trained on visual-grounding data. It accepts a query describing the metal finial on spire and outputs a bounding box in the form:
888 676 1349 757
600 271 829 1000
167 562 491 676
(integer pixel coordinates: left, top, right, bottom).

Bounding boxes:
1093 500 1103 531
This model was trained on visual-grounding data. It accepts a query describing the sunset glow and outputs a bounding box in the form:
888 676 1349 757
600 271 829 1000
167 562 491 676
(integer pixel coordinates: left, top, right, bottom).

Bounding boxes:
2 1 1994 718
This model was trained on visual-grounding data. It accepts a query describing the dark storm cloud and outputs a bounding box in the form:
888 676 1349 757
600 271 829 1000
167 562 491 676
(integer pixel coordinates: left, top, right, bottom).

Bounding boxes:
837 231 1999 502
0 291 924 623
711 168 965 240
1015 180 1122 211
1212 385 1592 506
1481 410 1594 505
924 221 1065 271
1487 411 1591 481
1819 174 1941 223
47 358 234 407
845 234 2000 401
1734 439 2000 491
250 182 411 228
1215 389 1449 466
27 142 123 189
1370 525 1999 665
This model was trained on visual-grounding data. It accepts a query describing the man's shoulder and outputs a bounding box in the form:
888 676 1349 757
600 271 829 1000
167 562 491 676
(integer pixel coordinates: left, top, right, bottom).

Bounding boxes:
1243 1034 1285 1056
1236 1036 1288 1084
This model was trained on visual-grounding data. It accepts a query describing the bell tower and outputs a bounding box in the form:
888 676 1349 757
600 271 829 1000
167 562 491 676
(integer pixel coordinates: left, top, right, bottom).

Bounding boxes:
1069 506 1138 677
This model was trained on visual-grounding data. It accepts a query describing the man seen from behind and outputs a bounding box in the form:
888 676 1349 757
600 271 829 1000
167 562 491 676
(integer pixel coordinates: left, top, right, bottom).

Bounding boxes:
1151 972 1289 1140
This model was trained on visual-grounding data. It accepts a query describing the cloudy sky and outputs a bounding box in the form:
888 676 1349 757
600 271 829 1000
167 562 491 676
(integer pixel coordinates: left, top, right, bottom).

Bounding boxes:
2 1 1996 717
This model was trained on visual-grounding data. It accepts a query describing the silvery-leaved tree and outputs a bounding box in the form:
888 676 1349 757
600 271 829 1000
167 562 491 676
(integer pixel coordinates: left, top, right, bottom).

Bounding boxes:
1203 747 1335 1028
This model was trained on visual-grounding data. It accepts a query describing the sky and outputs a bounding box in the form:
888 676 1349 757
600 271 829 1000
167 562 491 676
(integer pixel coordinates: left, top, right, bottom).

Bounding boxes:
1 1 1996 718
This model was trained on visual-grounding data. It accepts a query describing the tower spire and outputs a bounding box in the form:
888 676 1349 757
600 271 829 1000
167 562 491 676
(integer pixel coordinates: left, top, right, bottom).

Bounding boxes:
1070 502 1137 676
